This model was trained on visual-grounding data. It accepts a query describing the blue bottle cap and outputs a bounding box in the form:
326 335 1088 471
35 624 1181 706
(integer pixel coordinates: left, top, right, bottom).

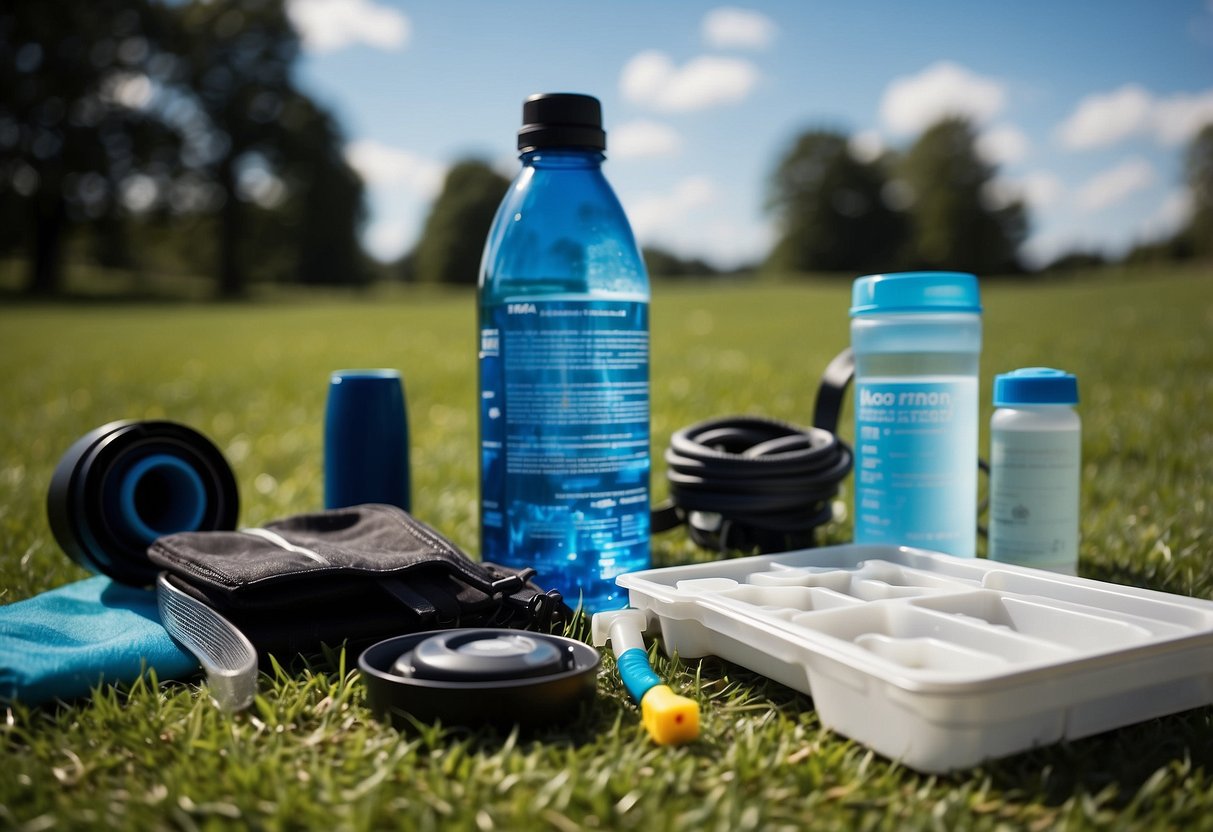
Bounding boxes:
850 271 981 317
993 367 1079 406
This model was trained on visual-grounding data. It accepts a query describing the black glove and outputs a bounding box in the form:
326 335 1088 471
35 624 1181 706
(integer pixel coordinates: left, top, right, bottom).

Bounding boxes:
148 504 569 657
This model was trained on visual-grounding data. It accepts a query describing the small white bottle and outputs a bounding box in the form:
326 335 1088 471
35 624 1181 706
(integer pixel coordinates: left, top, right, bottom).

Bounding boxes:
988 368 1081 574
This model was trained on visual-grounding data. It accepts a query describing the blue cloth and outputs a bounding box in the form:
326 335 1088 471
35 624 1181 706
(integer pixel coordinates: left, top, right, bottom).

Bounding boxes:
0 576 199 705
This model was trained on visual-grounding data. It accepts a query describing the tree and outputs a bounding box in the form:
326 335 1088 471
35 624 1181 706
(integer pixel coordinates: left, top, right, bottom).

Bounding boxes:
279 96 368 286
764 130 906 274
897 118 1026 274
412 160 509 285
1122 235 1192 265
0 0 179 295
169 0 306 297
166 0 367 293
1043 249 1108 273
1184 122 1213 259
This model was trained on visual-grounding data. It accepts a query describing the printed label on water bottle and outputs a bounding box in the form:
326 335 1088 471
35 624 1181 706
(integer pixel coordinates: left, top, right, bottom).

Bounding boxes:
854 378 978 555
479 299 649 604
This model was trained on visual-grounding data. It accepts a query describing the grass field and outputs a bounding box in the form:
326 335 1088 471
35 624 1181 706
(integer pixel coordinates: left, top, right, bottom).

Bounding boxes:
2 265 1212 830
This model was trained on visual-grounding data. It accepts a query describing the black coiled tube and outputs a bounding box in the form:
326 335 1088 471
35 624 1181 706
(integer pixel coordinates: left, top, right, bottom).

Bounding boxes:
652 415 853 554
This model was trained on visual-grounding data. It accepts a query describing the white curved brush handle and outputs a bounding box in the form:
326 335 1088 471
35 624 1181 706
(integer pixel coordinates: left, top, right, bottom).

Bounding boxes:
156 573 258 712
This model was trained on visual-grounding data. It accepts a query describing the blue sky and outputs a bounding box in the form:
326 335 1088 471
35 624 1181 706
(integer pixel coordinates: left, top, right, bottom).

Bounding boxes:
287 0 1213 270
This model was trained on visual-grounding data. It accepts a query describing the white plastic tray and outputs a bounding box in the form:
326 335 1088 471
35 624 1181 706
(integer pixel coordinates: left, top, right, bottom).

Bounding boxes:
618 546 1213 772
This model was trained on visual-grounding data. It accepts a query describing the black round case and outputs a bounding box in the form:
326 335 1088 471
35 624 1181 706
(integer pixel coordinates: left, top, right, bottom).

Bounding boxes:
359 629 600 728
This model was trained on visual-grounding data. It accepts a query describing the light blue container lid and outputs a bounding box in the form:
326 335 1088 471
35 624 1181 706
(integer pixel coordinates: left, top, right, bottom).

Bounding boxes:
994 367 1079 406
850 272 981 317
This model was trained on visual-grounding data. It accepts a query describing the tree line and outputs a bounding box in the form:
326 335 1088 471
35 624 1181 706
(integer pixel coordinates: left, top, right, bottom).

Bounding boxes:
770 120 1213 275
2 1 1210 296
409 118 1211 284
766 119 1024 276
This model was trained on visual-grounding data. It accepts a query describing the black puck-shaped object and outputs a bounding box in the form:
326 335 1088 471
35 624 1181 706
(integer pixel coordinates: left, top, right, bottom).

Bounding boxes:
359 629 600 728
47 420 239 585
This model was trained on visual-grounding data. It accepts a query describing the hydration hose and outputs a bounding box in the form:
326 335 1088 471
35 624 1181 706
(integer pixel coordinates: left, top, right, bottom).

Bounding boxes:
650 348 857 554
591 609 700 746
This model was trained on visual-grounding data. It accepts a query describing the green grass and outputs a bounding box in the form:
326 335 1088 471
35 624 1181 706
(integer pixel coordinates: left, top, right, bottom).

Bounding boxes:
2 265 1212 830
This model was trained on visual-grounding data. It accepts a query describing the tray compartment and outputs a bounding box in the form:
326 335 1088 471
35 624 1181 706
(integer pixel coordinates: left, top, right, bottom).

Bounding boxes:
852 634 1011 673
982 570 1213 631
713 584 863 619
747 567 856 592
908 590 1160 651
749 560 976 601
795 602 1074 677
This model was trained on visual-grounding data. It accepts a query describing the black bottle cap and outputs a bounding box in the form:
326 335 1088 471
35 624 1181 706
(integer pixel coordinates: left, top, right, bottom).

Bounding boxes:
517 93 606 152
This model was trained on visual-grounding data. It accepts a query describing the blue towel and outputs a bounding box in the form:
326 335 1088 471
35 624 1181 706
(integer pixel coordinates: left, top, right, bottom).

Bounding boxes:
0 576 199 705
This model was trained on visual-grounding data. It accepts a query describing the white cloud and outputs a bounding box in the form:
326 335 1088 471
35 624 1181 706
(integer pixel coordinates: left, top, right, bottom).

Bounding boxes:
1020 229 1092 269
621 51 760 113
980 180 1017 211
702 7 777 50
1058 85 1213 149
344 140 446 197
491 153 519 180
625 176 770 267
1022 183 1189 268
1021 172 1065 209
611 120 683 159
287 0 410 53
879 61 1007 136
1153 89 1213 145
1075 157 1156 213
695 218 773 267
1136 187 1193 240
627 176 719 238
364 219 413 262
848 130 885 164
981 170 1063 212
976 124 1030 165
1057 84 1153 150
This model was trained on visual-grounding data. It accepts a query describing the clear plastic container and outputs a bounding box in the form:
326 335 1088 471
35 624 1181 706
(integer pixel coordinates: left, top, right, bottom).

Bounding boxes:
989 368 1081 573
850 272 982 556
478 93 650 612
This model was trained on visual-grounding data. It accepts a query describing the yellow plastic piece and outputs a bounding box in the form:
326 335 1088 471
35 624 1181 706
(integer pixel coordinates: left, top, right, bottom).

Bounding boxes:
640 685 700 746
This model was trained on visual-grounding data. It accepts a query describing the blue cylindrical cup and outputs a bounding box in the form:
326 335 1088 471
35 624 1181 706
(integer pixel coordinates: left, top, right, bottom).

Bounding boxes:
324 369 410 511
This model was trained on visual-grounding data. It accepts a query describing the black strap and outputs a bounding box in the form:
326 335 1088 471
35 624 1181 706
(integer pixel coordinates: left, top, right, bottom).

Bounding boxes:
812 347 854 435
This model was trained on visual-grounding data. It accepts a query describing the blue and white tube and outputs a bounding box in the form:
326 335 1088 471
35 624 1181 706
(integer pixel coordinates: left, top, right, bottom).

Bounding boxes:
591 609 699 745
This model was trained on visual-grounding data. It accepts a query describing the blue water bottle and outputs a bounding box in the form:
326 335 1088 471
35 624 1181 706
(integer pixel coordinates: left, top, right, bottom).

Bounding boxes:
478 93 650 612
850 272 982 556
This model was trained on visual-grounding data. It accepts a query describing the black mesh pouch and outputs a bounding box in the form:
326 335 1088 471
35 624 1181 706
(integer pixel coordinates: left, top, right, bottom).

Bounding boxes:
147 504 570 656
